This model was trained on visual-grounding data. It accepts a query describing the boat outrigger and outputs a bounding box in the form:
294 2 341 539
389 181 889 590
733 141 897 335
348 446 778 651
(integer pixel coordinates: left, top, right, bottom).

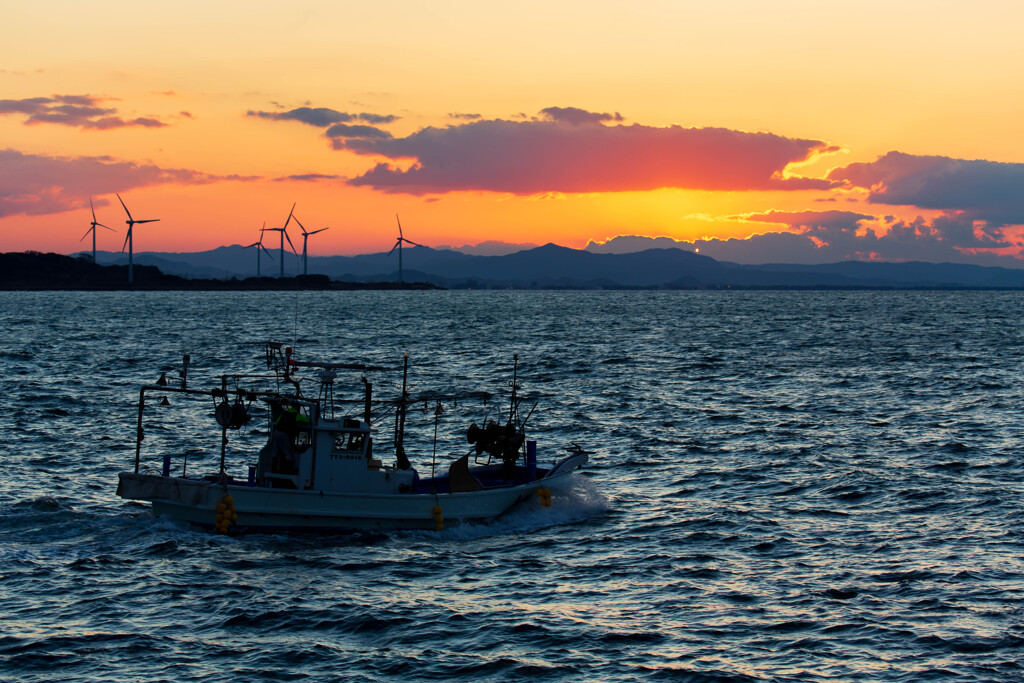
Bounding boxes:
117 343 589 532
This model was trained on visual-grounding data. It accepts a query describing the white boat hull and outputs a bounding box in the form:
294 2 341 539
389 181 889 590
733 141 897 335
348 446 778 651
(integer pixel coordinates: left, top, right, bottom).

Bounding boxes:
118 456 584 532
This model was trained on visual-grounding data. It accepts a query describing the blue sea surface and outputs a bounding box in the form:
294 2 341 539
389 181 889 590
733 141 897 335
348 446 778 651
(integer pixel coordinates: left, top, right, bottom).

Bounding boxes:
2 290 1023 681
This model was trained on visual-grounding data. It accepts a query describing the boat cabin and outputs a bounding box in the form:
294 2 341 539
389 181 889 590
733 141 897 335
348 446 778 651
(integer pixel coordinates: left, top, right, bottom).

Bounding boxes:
257 400 417 494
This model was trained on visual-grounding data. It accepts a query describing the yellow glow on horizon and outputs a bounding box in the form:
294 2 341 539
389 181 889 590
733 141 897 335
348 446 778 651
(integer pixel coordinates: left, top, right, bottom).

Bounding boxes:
3 1 1024 256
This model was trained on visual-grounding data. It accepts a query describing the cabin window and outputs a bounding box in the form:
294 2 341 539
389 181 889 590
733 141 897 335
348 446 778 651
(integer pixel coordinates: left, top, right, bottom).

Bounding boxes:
331 431 366 457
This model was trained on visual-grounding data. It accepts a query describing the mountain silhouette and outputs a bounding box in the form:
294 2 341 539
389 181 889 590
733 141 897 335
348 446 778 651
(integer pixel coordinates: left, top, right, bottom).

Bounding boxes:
64 243 1024 289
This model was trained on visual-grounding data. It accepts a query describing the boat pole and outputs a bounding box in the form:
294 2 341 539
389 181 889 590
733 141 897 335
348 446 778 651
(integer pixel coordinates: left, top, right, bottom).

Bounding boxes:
398 352 409 445
362 376 372 424
219 375 228 474
395 352 411 470
431 403 439 479
134 387 146 474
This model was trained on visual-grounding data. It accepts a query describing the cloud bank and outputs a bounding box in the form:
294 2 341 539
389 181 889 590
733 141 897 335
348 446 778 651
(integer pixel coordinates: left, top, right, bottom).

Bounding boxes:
247 107 397 127
587 208 1020 266
339 108 840 195
0 149 252 218
0 94 170 130
272 173 340 182
830 151 1024 227
539 106 624 126
325 123 393 144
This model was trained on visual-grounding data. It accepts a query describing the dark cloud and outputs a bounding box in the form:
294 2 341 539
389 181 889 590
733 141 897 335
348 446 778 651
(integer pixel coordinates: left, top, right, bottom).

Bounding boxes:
749 210 871 232
0 148 254 218
51 94 102 106
449 112 482 120
0 97 53 114
742 209 1010 259
829 151 1024 226
539 106 623 126
247 107 398 127
0 94 171 130
358 113 398 124
272 173 341 182
325 123 393 142
82 116 168 130
341 112 838 195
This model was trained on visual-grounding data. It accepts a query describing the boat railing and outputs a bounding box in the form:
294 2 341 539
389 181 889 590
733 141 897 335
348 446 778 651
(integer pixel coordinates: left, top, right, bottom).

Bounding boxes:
133 378 322 478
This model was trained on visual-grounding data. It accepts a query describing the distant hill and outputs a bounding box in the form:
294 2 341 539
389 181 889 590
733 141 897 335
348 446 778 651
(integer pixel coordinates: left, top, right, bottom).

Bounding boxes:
0 252 440 291
76 244 1024 289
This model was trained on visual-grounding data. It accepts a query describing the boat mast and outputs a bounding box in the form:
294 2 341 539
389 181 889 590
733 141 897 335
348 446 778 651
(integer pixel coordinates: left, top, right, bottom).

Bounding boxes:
509 353 520 427
362 376 373 424
219 375 228 473
395 352 411 469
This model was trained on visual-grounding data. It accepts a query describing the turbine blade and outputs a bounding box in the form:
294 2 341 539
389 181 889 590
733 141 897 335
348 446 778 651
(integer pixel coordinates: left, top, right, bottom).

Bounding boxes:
310 227 329 235
284 230 297 254
404 239 424 248
396 213 403 238
121 227 132 253
245 242 259 248
136 219 160 224
387 240 400 256
293 215 306 234
90 197 97 222
282 202 295 231
80 226 93 242
116 193 133 221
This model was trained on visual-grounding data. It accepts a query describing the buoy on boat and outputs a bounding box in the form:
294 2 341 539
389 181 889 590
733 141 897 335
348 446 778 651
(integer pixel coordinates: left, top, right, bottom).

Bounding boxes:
537 487 552 508
432 504 444 531
215 494 237 533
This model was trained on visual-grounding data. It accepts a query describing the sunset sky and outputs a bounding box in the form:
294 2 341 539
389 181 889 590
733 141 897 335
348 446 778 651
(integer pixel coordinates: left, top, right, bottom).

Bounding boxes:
3 1 1024 265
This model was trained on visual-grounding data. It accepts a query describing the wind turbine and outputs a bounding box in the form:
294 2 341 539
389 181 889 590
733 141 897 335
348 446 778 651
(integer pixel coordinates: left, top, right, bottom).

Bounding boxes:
388 214 424 285
244 222 272 277
265 203 298 278
80 197 115 263
293 215 329 275
117 193 160 283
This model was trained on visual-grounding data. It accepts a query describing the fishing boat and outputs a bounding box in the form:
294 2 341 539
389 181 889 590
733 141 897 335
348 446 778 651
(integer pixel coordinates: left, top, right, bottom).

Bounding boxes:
117 342 589 532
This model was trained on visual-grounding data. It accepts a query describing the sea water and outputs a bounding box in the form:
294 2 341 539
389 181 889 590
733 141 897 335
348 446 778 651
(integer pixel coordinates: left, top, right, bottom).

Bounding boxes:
1 290 1023 681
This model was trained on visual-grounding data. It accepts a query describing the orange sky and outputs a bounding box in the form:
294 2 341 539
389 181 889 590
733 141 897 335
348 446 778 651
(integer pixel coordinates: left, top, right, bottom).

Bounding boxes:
3 1 1024 264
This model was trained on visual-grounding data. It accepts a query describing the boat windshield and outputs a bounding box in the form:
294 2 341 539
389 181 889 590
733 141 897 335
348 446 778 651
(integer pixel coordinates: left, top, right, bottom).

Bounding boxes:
332 432 366 453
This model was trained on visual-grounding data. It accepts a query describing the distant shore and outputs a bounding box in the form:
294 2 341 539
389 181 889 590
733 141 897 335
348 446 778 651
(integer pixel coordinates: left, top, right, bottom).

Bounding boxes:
5 251 1024 291
0 252 442 291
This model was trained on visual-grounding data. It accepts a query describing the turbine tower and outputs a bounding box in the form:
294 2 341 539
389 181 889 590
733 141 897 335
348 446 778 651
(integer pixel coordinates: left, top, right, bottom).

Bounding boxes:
81 197 114 263
388 214 424 286
293 215 329 276
244 222 272 277
264 203 298 278
116 193 160 283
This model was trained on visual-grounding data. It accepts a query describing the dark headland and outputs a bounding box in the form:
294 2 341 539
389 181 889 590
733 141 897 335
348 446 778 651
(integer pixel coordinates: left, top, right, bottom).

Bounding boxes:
0 252 441 291
6 248 1024 290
